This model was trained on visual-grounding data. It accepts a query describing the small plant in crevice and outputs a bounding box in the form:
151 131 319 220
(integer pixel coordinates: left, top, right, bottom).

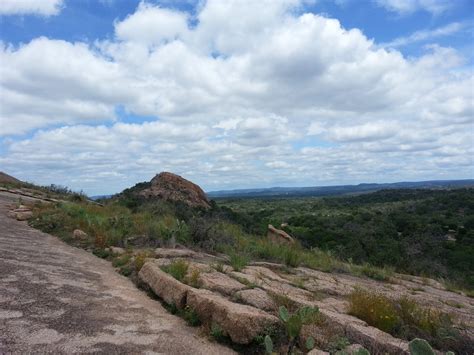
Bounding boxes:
182 306 201 326
408 338 435 355
229 252 249 271
185 268 202 288
278 305 320 354
210 322 226 342
161 259 189 282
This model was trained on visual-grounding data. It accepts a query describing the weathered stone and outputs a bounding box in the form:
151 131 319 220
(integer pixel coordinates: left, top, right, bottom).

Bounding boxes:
234 288 276 311
307 349 330 355
267 224 294 245
344 344 365 353
110 246 125 255
139 262 191 309
73 229 88 240
155 247 196 258
186 288 280 344
199 272 246 295
7 205 33 221
14 211 33 221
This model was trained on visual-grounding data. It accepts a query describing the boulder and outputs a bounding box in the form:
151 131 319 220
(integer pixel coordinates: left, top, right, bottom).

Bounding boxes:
344 344 366 354
8 206 33 221
234 288 276 311
72 229 88 240
186 288 280 344
307 349 330 355
199 271 246 296
139 262 191 309
155 248 196 258
110 246 125 255
267 224 294 245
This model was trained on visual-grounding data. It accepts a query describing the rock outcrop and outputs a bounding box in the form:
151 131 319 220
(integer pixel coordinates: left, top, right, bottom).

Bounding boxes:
137 248 473 353
0 172 22 185
139 172 211 209
187 288 280 344
267 224 294 245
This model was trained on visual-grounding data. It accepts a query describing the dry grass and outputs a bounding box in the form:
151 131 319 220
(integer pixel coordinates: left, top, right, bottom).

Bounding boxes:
348 288 465 352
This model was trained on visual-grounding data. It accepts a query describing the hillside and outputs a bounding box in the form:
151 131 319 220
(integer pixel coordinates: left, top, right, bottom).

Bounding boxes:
6 175 473 354
0 171 22 185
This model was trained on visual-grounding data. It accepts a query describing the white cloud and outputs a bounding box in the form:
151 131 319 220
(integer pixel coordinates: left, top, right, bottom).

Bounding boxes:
0 0 472 193
375 0 453 15
0 0 64 16
381 22 464 48
115 2 189 46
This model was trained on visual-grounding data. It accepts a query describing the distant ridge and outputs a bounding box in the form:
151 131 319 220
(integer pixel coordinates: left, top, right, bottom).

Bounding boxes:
207 179 474 198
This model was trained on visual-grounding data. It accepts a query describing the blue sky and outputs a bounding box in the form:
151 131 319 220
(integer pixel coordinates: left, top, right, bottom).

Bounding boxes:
0 0 473 195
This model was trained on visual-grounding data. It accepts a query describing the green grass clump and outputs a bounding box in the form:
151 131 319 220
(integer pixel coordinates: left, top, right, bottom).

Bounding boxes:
229 253 249 271
348 288 463 352
161 259 189 282
182 306 201 326
352 263 394 281
112 254 131 268
210 322 226 341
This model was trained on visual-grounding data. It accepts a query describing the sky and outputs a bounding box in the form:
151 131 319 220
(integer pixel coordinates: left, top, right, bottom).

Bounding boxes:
0 0 473 195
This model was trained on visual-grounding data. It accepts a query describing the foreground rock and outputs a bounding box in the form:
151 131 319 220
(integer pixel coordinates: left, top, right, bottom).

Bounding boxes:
0 194 235 354
187 288 280 344
72 229 88 240
139 262 191 309
7 205 33 221
139 172 211 209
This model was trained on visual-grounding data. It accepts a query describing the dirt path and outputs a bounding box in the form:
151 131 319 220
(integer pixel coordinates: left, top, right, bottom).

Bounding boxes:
0 193 235 354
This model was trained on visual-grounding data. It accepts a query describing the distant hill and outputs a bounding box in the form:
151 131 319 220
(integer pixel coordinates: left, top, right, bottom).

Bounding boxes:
0 172 22 185
207 179 474 198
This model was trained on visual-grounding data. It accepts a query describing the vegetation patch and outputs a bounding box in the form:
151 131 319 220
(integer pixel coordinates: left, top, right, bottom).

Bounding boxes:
161 259 189 282
348 288 465 352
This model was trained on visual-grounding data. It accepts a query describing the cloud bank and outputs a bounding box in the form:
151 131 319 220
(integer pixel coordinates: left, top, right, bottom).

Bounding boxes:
0 0 472 194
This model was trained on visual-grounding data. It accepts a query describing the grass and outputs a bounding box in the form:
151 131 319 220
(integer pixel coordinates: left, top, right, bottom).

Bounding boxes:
161 259 189 282
229 252 249 271
351 263 394 282
348 288 465 352
210 322 226 342
185 268 202 288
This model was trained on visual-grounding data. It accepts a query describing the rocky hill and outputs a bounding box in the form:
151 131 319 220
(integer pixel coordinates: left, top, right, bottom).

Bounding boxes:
136 172 211 209
0 171 22 185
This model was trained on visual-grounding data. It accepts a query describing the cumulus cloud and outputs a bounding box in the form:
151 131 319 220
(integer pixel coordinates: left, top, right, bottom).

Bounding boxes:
0 0 472 193
0 0 64 16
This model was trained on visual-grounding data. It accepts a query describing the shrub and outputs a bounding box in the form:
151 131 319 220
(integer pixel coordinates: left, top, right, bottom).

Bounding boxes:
408 338 434 355
161 259 189 282
134 252 148 272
